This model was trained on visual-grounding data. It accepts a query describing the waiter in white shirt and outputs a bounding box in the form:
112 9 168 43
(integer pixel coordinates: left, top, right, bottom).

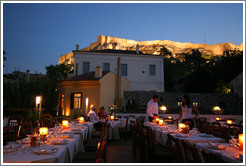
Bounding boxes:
146 95 159 122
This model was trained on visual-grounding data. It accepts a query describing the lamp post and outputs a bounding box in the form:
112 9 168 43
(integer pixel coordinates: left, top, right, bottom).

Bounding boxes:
36 96 42 119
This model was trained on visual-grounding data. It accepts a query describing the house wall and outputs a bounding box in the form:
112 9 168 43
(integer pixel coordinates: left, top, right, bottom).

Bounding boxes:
229 72 243 98
99 72 130 108
74 52 164 92
57 81 100 117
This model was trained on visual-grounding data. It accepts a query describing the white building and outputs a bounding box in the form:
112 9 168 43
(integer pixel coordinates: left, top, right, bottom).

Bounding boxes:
73 50 165 92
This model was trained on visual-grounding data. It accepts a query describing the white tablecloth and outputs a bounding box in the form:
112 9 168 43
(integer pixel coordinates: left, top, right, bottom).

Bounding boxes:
195 143 243 163
108 120 120 140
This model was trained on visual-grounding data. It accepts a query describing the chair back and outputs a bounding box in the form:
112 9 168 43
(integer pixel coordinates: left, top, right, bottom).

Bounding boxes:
201 150 227 163
167 134 185 162
181 140 202 163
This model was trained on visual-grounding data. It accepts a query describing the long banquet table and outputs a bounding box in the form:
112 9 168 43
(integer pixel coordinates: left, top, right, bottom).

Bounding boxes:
3 122 93 163
144 122 243 163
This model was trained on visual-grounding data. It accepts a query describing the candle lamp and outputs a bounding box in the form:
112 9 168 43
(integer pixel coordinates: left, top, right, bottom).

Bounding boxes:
39 127 48 142
216 117 222 121
62 120 69 129
160 105 167 113
178 123 185 131
159 119 164 126
110 116 114 120
156 118 160 124
168 116 172 119
239 134 243 151
78 117 84 123
226 120 233 125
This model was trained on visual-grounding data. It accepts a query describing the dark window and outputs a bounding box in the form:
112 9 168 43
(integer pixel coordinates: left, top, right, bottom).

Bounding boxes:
70 93 82 109
121 64 127 76
83 62 90 74
103 63 110 71
149 65 156 76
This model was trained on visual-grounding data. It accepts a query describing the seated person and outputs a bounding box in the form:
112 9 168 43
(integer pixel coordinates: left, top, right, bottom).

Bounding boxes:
98 106 107 119
87 106 101 130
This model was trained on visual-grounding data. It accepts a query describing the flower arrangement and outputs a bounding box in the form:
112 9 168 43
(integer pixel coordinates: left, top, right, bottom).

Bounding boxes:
108 105 118 115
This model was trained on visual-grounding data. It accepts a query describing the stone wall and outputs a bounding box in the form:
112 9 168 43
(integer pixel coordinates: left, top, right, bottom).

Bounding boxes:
124 91 242 115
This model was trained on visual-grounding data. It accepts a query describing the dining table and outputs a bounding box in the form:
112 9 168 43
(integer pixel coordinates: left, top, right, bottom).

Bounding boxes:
3 121 93 163
144 122 227 145
195 143 243 163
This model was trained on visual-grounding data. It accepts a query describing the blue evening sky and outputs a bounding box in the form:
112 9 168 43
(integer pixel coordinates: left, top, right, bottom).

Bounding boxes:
3 3 243 74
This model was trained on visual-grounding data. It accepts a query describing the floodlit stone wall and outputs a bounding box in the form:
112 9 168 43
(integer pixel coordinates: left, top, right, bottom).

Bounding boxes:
124 91 241 115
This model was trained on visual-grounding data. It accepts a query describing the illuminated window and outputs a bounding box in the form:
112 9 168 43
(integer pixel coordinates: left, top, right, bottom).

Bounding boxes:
177 101 182 107
71 93 82 109
193 102 199 107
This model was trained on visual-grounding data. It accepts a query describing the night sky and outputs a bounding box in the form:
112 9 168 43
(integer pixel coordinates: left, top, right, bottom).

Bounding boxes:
3 2 243 74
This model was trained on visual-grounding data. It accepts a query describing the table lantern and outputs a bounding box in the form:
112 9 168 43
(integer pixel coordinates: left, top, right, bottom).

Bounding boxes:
159 119 164 126
62 120 69 129
156 118 160 124
110 115 114 120
216 117 222 121
78 117 84 123
239 134 243 151
39 127 48 142
178 123 185 131
226 120 233 125
168 116 172 119
39 127 48 135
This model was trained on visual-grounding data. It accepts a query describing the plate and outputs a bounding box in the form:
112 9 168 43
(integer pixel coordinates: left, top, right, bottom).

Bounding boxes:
51 139 69 145
199 134 213 138
3 149 15 153
207 144 227 150
33 148 57 155
60 134 75 138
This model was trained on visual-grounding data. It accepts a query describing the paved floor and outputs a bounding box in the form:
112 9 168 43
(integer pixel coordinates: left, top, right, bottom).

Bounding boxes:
106 136 140 163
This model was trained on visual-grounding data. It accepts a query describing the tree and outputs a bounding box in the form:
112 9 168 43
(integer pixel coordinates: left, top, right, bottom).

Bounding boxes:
160 46 172 57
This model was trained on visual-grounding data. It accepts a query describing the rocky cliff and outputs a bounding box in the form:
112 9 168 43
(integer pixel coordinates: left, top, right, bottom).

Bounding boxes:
59 35 243 64
82 35 243 56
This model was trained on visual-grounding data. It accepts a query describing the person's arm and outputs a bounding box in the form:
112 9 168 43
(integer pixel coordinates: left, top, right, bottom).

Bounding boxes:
191 105 200 119
146 102 154 118
178 106 183 121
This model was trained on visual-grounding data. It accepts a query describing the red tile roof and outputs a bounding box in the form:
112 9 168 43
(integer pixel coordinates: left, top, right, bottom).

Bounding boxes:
63 71 110 81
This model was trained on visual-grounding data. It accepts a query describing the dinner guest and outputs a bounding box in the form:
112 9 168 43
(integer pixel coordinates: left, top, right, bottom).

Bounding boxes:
98 106 107 119
146 95 159 122
87 106 101 130
178 95 200 129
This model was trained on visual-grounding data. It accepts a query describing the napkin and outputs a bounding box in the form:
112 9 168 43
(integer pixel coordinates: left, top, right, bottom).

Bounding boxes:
208 142 225 149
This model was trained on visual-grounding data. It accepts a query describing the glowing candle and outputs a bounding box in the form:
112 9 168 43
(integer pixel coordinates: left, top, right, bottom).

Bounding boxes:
159 119 164 126
110 116 114 120
239 134 243 151
226 120 233 125
216 117 222 121
62 120 69 129
168 116 172 119
178 123 185 132
78 117 84 123
39 127 48 135
160 105 167 112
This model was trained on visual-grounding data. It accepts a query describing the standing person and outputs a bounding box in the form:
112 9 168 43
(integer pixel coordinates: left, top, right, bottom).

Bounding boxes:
177 95 200 129
87 106 101 130
98 106 107 119
146 95 159 122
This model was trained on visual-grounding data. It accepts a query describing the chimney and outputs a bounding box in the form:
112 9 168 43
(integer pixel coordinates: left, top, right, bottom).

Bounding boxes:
95 66 102 78
26 70 30 83
76 44 79 51
136 44 139 54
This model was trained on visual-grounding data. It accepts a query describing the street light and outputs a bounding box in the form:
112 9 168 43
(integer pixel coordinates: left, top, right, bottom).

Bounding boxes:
36 96 42 119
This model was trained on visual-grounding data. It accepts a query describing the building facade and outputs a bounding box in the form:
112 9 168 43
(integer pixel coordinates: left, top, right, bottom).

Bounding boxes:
73 50 165 92
57 68 130 117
